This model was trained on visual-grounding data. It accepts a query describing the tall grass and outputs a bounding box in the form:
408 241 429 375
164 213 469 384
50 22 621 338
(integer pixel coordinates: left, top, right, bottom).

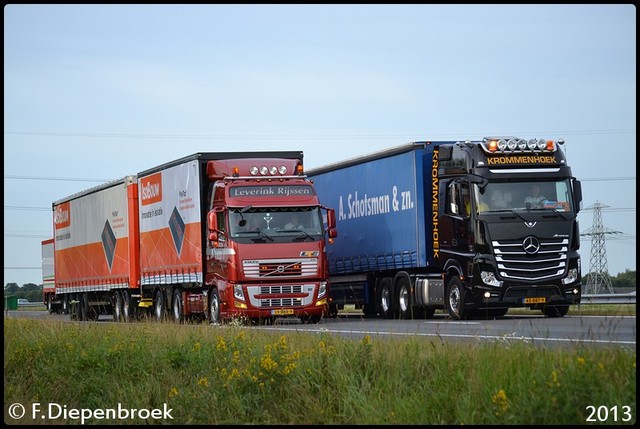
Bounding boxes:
4 318 636 425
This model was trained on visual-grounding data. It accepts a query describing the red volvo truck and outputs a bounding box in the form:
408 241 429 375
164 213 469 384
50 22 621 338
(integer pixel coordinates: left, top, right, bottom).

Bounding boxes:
48 151 336 324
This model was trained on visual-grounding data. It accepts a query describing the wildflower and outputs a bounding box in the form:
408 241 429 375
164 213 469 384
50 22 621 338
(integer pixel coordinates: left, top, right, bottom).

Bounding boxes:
192 342 201 352
576 357 585 365
216 336 227 351
492 389 509 415
168 387 179 398
198 377 209 387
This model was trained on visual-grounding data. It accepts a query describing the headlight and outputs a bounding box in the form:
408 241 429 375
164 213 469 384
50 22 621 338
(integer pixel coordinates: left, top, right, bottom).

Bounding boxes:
233 284 245 301
562 268 578 285
481 271 502 287
317 281 327 299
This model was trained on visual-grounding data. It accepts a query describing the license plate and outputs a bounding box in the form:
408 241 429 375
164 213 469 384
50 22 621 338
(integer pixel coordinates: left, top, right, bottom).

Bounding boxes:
272 309 294 315
524 297 546 304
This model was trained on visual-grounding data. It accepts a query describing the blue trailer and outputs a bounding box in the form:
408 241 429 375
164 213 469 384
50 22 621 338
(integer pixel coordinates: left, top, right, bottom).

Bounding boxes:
308 139 583 319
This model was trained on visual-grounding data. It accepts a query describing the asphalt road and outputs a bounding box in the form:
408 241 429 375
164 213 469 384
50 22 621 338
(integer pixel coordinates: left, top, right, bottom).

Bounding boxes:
6 309 635 350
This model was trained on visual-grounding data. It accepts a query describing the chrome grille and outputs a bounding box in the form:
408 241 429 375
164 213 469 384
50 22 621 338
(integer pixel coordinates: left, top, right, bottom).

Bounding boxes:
246 283 316 309
243 259 318 278
492 238 568 281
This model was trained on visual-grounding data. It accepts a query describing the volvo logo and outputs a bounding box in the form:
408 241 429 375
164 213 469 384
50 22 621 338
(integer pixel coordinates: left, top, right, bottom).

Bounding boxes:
523 236 540 254
277 265 285 273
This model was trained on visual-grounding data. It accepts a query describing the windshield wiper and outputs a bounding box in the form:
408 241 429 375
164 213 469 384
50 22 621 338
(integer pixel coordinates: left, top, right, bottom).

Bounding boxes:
235 229 274 241
274 229 315 241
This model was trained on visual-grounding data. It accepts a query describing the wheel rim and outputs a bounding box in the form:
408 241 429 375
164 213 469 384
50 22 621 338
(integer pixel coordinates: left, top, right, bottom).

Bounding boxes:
399 285 409 313
449 286 460 313
209 291 219 323
173 291 182 321
154 292 163 319
114 292 122 321
381 287 390 312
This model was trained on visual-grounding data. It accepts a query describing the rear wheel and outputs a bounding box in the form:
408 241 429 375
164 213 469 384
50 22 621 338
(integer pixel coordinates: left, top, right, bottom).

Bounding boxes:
396 274 412 320
377 277 395 319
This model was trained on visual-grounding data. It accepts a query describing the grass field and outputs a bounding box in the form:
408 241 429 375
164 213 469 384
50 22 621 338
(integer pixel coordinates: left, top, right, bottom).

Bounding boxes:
3 317 636 425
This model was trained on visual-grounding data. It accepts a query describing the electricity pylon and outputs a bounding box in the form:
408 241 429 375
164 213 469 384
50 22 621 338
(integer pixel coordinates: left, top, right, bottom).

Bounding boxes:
580 202 622 294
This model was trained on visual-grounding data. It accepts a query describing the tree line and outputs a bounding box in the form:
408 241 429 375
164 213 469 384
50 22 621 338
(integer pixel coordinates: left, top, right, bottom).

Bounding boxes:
3 270 636 304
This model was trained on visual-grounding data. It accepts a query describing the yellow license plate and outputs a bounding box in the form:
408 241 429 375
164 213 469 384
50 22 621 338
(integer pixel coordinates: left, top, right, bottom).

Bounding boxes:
524 297 546 304
272 309 294 315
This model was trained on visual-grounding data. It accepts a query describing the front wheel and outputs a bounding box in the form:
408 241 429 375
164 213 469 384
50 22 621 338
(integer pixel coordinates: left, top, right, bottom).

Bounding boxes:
446 276 468 320
208 288 221 324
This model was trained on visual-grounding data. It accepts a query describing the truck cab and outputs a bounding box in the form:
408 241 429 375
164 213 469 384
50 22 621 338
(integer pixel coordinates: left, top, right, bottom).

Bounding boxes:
436 137 583 318
205 158 337 324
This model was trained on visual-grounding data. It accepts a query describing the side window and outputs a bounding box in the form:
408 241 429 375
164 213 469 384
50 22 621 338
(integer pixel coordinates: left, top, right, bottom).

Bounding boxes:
216 211 226 234
447 181 469 217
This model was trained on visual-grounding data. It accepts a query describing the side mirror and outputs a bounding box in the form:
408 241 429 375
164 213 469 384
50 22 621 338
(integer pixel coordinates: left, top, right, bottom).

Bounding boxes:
207 211 218 242
572 178 583 213
326 208 336 229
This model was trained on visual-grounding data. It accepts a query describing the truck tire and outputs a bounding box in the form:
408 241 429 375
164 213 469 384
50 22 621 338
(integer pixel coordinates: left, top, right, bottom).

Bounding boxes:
79 293 89 321
377 277 395 319
208 288 221 325
122 290 135 322
172 289 184 323
395 273 412 320
153 289 167 321
113 290 123 322
542 300 569 318
446 277 468 320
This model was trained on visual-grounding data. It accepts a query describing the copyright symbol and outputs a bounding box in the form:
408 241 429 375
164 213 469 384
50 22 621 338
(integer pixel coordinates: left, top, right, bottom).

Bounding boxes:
8 402 26 419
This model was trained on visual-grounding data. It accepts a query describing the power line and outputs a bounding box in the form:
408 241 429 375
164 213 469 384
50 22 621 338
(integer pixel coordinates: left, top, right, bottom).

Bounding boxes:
4 128 636 140
4 175 109 182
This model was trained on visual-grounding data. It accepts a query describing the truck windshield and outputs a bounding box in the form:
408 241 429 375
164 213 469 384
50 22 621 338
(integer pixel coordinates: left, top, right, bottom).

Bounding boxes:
474 180 574 213
229 207 324 239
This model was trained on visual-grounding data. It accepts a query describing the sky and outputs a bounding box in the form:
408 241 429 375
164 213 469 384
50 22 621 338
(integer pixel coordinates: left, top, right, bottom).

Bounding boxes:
3 4 636 288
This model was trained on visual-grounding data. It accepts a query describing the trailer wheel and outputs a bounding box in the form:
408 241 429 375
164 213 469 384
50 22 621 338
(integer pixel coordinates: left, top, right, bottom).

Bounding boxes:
172 289 184 323
446 277 468 320
208 288 221 325
79 293 89 321
63 295 69 315
122 290 135 322
113 290 123 322
153 289 167 321
395 274 412 320
47 295 53 314
377 277 395 319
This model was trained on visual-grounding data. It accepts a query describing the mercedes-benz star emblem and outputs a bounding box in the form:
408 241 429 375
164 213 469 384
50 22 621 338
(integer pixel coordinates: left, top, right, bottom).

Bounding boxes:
522 236 540 254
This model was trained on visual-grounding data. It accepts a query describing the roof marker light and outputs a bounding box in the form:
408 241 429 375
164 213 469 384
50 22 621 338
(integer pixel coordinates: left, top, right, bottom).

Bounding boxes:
233 167 240 177
487 140 498 152
250 166 259 176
